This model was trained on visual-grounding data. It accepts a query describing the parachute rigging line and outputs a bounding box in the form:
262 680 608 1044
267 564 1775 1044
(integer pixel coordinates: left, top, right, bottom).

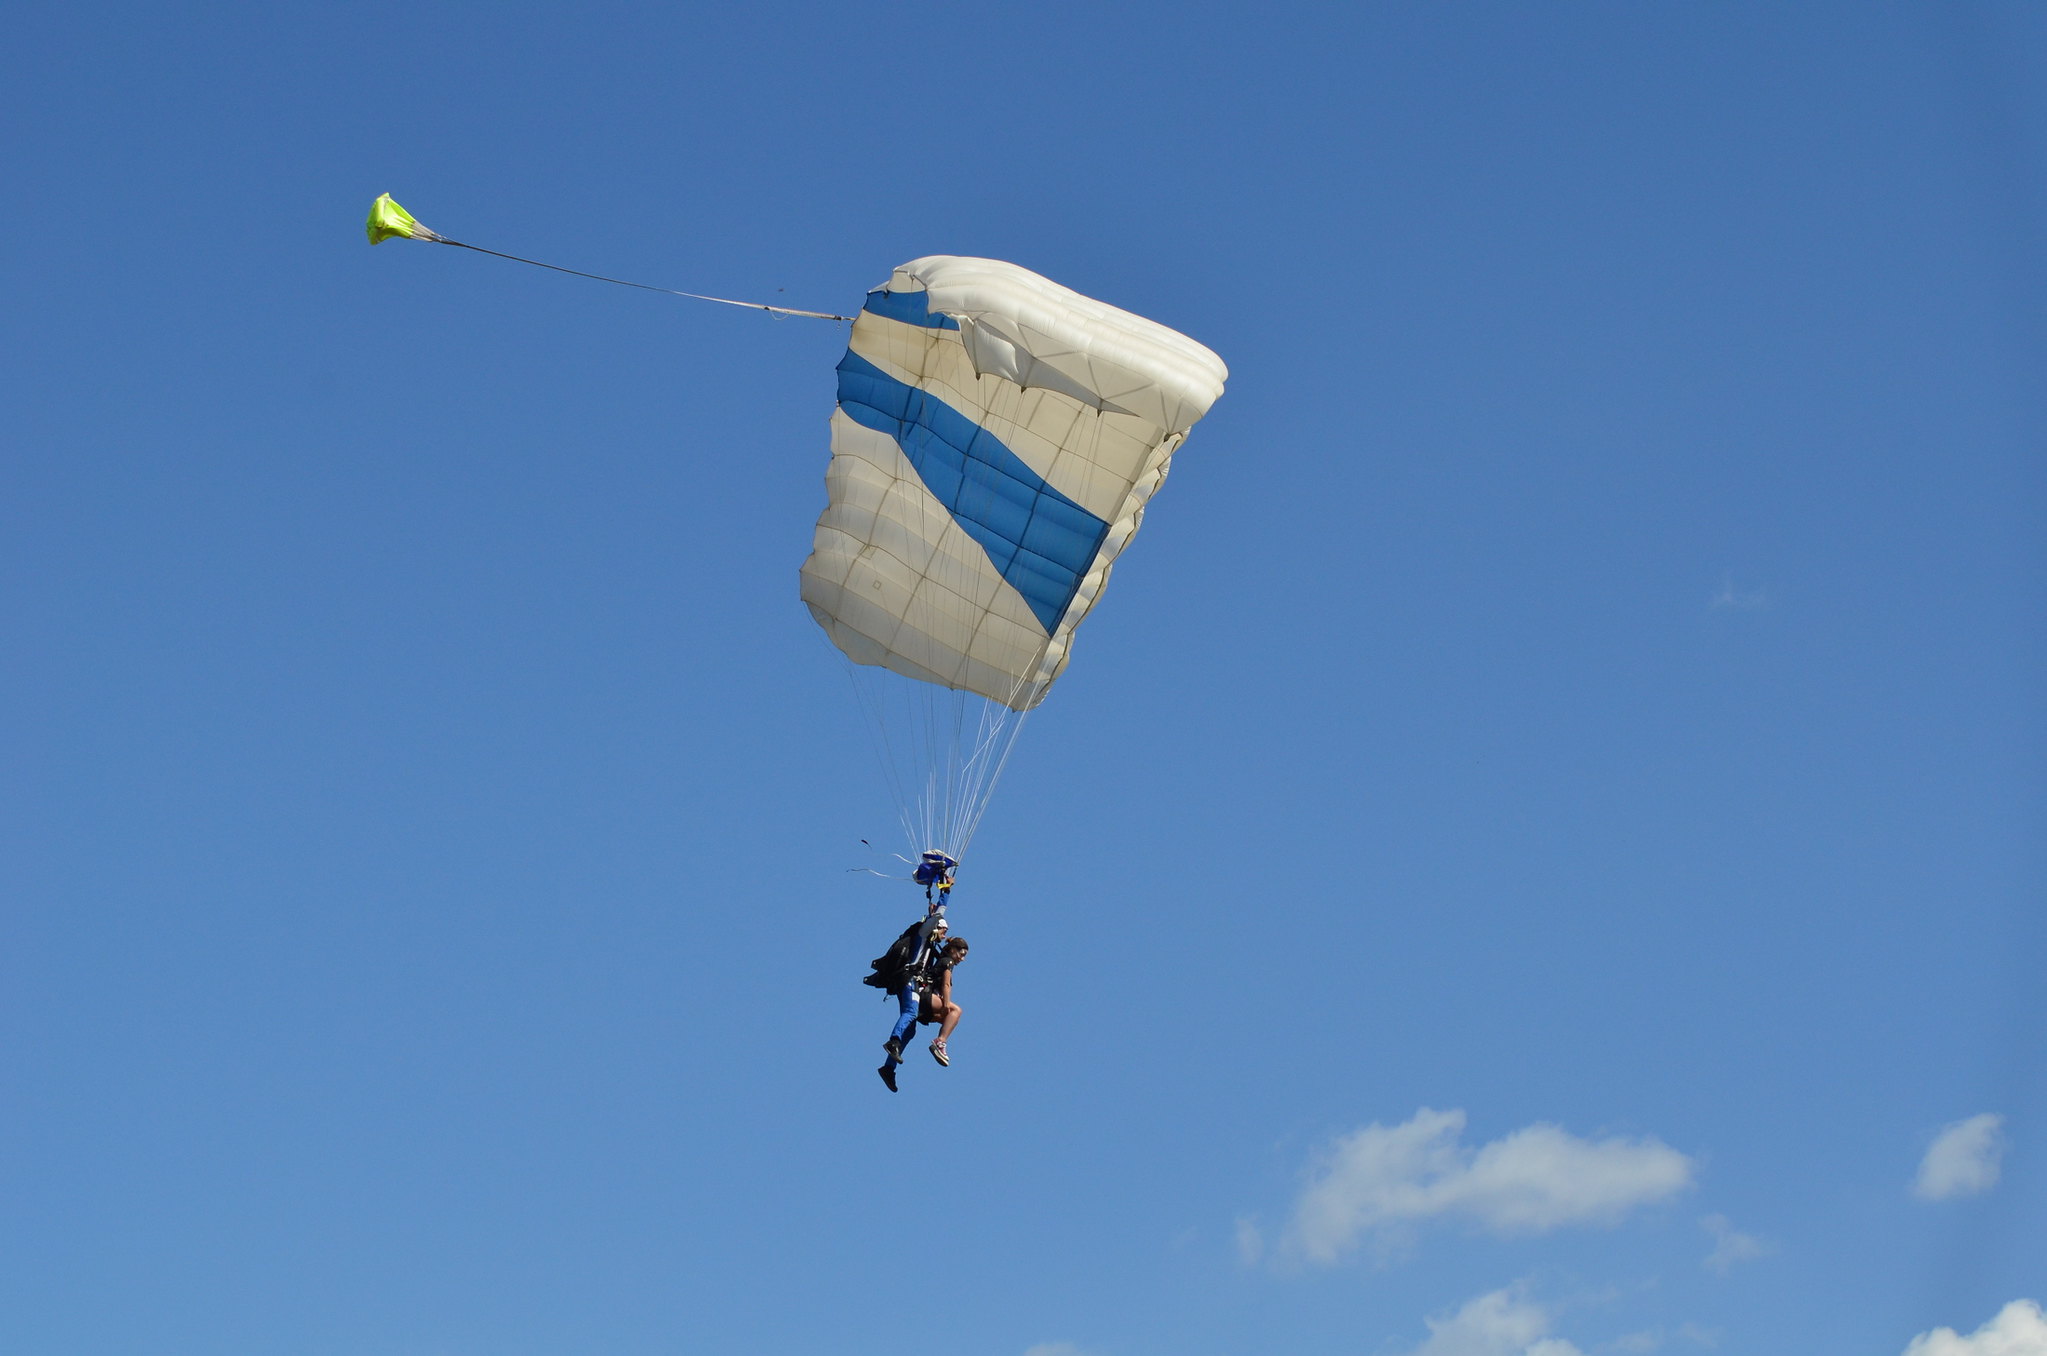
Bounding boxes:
365 194 853 322
843 635 1049 869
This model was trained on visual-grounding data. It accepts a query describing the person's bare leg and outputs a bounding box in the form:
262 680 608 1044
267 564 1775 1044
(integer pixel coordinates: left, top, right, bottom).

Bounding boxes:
935 1001 962 1046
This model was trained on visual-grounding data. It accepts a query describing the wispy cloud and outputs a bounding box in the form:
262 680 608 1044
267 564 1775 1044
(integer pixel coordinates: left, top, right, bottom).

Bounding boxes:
1234 1216 1264 1266
1277 1108 1694 1264
1914 1114 2007 1201
1708 575 1767 610
1601 1324 1720 1352
1901 1299 2047 1355
1700 1213 1772 1274
1396 1285 1585 1356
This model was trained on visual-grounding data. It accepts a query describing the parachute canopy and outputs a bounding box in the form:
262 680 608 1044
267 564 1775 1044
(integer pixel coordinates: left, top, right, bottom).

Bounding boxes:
800 257 1228 713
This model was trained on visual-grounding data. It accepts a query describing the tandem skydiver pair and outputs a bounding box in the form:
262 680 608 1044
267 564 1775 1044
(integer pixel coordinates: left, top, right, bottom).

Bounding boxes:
863 854 966 1092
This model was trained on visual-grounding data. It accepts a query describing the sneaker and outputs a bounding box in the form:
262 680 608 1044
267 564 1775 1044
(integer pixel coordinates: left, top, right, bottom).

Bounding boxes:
877 1064 898 1092
883 1038 903 1062
929 1041 949 1067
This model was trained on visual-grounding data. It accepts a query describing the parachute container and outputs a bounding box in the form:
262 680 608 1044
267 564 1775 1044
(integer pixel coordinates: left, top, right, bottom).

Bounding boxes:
801 257 1226 862
913 851 958 887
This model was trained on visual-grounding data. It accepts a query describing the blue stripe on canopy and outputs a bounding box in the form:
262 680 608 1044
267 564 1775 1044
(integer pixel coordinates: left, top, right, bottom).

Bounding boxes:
862 288 961 330
837 350 1108 635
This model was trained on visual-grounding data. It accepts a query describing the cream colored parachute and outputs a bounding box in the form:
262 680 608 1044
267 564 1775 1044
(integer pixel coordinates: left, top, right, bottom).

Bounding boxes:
801 257 1226 860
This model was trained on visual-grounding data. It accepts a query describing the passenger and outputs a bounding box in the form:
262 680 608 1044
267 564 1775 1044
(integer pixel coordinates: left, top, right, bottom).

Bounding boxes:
917 934 968 1066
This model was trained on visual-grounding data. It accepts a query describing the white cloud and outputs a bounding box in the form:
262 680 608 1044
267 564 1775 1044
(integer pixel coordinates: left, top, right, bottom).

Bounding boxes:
1901 1299 2047 1356
1604 1326 1720 1352
1914 1114 2007 1200
1284 1108 1695 1263
1700 1213 1771 1274
1398 1286 1585 1356
1234 1216 1264 1266
1709 575 1767 609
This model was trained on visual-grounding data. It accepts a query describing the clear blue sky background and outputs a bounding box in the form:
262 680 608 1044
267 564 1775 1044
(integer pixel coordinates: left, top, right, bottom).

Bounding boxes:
3 3 2041 1354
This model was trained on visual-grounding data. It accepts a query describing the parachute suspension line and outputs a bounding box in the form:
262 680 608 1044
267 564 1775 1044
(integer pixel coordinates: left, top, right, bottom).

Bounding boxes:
951 691 1009 852
840 640 1049 873
846 659 957 859
958 703 1026 855
949 649 1048 859
843 662 921 855
922 680 945 850
945 682 971 851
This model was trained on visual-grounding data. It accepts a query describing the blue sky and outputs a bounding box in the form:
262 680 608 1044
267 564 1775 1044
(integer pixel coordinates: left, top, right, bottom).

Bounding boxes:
3 3 2041 1353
